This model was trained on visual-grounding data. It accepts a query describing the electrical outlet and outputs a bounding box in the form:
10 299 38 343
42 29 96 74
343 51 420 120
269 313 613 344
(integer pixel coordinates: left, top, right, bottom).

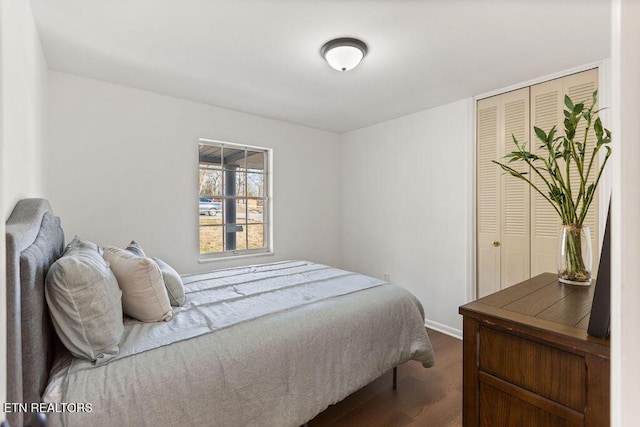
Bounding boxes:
383 273 390 282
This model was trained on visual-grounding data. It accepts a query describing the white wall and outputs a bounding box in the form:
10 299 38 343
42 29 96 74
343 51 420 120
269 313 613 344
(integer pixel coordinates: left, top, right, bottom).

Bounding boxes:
0 0 48 419
341 99 474 336
611 0 640 424
46 71 343 275
1 0 47 218
0 0 49 419
0 1 5 414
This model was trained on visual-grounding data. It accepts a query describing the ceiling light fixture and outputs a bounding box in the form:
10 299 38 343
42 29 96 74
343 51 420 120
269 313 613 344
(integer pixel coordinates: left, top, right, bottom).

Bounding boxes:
320 37 368 72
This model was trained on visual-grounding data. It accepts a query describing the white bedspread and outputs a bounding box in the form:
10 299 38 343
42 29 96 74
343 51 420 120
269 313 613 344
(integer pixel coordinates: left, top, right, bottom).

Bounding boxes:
43 261 435 426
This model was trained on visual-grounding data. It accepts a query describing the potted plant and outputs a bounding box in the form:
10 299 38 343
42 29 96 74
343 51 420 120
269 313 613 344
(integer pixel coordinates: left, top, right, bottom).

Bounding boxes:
493 92 611 285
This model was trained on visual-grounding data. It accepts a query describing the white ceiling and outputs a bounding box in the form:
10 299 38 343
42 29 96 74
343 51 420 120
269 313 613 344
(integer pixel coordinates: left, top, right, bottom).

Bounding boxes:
30 0 611 134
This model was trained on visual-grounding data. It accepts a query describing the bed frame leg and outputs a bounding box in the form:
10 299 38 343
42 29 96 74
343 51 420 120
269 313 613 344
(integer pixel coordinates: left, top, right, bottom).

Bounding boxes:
392 366 398 390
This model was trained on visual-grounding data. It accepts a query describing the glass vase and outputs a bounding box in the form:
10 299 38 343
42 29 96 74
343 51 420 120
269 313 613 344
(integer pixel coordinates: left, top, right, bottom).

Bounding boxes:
558 225 592 286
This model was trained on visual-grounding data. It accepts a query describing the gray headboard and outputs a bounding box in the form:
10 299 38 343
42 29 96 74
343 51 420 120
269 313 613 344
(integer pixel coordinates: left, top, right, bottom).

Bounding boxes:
6 199 64 427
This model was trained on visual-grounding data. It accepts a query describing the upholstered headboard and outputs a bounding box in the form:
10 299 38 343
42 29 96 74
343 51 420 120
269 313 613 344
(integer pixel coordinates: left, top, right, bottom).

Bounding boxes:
6 199 64 427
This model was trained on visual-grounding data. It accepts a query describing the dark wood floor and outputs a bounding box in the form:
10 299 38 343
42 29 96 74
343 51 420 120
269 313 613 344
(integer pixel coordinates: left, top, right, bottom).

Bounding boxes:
309 329 463 426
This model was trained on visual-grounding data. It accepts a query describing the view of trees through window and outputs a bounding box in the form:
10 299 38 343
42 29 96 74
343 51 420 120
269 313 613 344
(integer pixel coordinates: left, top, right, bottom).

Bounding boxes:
199 141 269 256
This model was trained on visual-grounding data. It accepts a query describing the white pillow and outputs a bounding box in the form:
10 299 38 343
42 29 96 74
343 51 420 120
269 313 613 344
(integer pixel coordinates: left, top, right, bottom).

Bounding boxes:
153 257 185 307
45 241 123 363
124 240 145 257
103 246 172 322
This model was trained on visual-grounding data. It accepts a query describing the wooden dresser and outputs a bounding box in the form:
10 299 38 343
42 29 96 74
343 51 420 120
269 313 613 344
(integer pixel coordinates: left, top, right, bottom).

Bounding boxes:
459 273 610 426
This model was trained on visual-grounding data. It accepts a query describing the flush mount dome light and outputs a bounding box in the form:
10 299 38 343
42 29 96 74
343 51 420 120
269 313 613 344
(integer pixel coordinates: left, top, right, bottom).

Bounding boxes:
320 37 368 72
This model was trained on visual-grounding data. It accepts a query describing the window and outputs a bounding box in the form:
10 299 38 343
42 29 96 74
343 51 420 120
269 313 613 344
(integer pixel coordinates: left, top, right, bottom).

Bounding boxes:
198 139 271 258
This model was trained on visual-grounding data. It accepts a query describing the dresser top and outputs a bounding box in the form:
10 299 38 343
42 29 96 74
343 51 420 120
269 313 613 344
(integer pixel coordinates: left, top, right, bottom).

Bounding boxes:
460 273 610 351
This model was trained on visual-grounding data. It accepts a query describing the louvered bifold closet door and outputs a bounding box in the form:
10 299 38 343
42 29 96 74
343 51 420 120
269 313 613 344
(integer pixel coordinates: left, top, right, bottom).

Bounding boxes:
500 89 531 290
530 69 599 277
477 96 501 297
477 88 530 298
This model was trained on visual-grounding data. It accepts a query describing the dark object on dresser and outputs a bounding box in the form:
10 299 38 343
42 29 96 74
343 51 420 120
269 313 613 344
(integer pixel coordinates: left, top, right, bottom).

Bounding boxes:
459 273 610 427
588 202 611 339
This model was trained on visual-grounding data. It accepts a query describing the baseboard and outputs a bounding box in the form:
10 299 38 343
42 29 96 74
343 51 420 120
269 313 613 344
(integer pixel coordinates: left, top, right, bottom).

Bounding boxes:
425 319 462 340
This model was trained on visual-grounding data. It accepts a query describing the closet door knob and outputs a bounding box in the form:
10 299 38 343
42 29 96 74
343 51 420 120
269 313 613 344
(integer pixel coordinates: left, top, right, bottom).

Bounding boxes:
492 240 501 247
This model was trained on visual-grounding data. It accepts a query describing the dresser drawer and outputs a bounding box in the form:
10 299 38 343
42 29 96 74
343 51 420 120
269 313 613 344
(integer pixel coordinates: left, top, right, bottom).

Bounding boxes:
478 326 586 411
479 382 581 427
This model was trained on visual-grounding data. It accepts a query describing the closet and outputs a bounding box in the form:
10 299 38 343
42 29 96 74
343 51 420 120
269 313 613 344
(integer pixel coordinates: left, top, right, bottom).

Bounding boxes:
476 68 599 298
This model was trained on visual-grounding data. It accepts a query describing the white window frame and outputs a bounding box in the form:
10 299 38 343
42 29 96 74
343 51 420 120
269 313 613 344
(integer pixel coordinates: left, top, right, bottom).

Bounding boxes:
198 138 273 261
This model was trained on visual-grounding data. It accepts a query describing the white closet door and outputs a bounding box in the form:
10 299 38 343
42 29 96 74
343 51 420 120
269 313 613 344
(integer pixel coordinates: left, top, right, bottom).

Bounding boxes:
530 78 564 276
477 88 530 297
500 89 531 289
477 96 501 297
530 69 599 277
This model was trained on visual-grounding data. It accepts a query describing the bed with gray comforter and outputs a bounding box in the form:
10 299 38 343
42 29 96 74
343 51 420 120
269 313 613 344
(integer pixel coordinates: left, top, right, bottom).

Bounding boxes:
7 199 434 427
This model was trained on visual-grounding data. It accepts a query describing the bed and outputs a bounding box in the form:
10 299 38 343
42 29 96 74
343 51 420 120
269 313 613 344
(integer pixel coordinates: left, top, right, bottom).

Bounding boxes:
6 198 435 427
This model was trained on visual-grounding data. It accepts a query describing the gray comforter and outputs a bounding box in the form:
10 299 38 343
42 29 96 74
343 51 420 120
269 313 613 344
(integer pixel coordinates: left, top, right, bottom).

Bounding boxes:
43 261 434 426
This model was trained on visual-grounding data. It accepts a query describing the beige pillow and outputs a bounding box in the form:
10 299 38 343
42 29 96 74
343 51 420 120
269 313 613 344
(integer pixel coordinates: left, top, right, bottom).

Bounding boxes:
103 246 172 322
121 240 185 306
